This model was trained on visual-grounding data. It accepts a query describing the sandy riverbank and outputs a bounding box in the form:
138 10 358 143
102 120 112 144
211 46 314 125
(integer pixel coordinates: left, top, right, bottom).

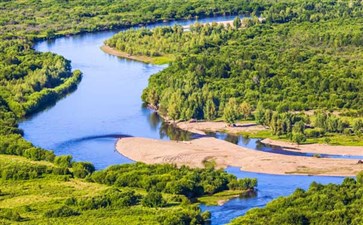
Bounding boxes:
117 136 363 176
261 138 363 156
170 120 363 156
175 121 266 135
101 45 154 63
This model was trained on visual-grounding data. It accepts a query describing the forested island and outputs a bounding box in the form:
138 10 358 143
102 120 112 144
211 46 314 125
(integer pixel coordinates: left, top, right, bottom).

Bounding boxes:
1 0 363 224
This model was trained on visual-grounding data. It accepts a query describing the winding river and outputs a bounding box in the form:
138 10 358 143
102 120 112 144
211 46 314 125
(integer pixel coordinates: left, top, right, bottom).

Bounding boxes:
19 16 346 224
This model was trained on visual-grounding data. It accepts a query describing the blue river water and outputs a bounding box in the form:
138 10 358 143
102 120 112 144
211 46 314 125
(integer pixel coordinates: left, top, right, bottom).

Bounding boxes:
19 16 347 224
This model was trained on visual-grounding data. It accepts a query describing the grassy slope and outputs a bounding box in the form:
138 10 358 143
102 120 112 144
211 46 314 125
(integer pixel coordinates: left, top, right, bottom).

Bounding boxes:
0 155 200 224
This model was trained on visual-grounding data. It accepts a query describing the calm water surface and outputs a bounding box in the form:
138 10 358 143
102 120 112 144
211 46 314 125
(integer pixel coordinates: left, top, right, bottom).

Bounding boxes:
19 16 346 224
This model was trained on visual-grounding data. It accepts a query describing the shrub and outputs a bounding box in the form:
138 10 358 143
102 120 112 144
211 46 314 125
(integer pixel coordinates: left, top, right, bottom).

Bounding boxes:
228 178 258 190
54 155 73 168
343 128 353 136
1 209 23 221
305 128 324 138
72 162 95 178
142 191 166 207
52 167 71 175
44 206 80 218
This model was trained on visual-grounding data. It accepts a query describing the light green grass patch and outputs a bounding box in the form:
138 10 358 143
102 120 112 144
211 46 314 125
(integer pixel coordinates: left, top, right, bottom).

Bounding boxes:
198 190 243 206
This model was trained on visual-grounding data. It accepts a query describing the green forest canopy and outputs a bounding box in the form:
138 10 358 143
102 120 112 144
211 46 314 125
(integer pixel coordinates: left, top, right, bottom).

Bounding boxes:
105 1 363 143
135 18 363 121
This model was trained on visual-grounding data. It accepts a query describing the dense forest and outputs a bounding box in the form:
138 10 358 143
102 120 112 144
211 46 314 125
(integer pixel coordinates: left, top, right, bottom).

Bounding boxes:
105 1 363 144
137 17 363 118
230 172 363 225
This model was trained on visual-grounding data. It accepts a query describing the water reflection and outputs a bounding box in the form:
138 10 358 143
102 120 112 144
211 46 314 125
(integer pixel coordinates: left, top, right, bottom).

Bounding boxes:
159 121 192 141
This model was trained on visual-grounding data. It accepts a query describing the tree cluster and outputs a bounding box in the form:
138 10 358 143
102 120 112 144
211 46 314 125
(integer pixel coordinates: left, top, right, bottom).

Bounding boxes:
89 163 257 199
231 172 363 225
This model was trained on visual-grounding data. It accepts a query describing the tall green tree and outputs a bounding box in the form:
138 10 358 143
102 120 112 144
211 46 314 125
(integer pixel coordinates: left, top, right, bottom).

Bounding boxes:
233 16 241 29
240 101 252 120
204 95 217 120
224 98 239 125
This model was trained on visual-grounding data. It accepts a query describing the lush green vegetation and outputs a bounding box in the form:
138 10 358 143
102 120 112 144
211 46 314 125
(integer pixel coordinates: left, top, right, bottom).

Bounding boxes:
89 163 257 199
140 16 363 120
104 1 363 145
197 189 250 206
1 0 264 39
0 154 257 224
104 1 363 146
0 0 259 146
254 108 363 144
230 172 363 225
0 0 264 223
2 0 363 224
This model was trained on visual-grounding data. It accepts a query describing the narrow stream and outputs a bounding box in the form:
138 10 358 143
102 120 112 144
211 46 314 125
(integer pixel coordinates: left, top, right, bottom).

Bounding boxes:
19 16 347 224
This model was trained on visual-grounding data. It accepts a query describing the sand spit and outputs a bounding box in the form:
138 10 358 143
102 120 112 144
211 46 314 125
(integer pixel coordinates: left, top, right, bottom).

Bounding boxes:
116 136 363 176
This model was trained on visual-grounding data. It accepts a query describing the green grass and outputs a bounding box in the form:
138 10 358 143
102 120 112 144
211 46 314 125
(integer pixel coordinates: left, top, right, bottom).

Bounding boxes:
266 133 363 146
307 134 363 146
151 54 175 64
0 155 208 224
236 130 272 139
0 155 54 167
197 190 243 206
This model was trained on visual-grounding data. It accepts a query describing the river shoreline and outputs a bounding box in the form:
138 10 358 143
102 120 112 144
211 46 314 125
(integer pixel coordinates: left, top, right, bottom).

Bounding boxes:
116 118 363 176
100 45 155 63
116 136 363 176
165 119 363 156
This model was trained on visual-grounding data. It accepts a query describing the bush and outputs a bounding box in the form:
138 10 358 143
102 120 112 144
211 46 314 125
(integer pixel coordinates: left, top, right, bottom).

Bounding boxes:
228 178 258 190
72 162 95 178
343 128 353 136
44 206 80 218
78 196 110 210
291 133 306 144
54 155 73 168
0 164 50 180
142 191 166 208
52 167 71 175
1 209 23 221
305 128 324 138
110 189 141 207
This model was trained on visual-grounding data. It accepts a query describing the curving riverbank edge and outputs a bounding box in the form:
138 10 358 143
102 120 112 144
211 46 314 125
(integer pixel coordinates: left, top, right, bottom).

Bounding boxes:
116 136 363 176
100 45 154 63
174 120 363 156
116 120 363 176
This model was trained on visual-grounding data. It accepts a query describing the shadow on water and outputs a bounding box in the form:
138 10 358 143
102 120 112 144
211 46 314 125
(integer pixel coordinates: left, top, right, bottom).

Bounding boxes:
159 121 192 141
56 133 133 149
